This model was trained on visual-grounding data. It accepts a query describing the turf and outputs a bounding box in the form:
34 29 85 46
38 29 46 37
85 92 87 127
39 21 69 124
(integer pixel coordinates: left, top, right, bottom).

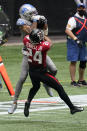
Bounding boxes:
0 42 87 131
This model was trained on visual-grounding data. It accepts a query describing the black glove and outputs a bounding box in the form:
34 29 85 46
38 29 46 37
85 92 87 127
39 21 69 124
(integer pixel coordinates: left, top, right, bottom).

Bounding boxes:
75 39 83 48
37 17 47 29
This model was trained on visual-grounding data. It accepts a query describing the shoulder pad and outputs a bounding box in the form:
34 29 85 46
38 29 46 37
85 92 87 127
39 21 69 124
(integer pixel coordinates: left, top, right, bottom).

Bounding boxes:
16 18 32 26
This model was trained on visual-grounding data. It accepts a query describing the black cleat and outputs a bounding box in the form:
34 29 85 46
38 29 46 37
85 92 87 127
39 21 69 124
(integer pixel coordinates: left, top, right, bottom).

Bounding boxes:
71 81 80 87
77 80 87 86
24 101 30 117
70 106 84 115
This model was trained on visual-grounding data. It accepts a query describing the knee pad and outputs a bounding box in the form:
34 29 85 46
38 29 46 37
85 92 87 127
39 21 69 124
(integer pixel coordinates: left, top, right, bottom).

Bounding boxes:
79 61 86 69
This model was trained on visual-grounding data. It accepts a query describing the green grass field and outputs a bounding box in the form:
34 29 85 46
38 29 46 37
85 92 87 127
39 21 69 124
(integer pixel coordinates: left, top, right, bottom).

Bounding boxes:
0 42 87 131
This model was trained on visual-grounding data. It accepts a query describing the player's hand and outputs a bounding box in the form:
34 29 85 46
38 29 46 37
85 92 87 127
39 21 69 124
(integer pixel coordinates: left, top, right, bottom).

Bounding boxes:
40 16 47 23
22 25 31 33
37 16 47 29
75 39 83 48
39 18 47 24
32 15 47 23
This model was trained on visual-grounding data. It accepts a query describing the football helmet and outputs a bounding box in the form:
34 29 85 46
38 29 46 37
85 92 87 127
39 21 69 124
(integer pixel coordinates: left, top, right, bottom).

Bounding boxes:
29 29 44 44
19 4 38 21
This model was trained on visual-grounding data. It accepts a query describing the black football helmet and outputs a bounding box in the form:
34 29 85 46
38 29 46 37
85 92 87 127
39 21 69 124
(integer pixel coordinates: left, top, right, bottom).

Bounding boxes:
29 29 44 44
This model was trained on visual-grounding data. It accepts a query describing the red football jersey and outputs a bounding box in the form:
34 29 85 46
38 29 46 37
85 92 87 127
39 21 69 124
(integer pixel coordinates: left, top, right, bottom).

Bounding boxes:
23 35 51 67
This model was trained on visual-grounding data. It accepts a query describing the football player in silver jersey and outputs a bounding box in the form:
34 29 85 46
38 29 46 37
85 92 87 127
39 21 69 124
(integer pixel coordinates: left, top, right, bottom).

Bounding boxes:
8 4 57 114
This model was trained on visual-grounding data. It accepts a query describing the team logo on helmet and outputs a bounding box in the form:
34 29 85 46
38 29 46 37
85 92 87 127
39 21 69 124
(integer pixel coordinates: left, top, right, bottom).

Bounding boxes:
19 4 38 20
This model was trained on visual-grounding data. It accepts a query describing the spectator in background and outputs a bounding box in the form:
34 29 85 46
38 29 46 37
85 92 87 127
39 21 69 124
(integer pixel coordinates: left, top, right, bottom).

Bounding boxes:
65 3 87 86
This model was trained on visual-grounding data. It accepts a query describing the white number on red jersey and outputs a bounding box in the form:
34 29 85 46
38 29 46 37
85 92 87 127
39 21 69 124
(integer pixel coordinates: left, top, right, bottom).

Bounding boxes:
28 48 42 64
27 48 32 62
33 51 42 64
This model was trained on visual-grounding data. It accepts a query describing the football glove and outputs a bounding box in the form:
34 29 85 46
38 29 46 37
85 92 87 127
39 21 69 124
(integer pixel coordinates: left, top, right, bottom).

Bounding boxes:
37 17 47 29
32 15 47 29
75 39 83 48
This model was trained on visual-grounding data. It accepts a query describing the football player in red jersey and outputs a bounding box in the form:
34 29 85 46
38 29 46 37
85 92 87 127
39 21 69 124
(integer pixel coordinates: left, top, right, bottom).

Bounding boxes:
23 29 84 117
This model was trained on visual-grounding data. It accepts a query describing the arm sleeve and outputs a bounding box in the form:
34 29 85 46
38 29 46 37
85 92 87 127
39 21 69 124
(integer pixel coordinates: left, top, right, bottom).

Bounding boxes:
66 17 76 30
42 41 50 52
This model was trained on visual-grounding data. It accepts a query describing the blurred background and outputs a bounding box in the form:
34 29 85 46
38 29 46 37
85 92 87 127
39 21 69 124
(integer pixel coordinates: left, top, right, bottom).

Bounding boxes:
0 0 77 36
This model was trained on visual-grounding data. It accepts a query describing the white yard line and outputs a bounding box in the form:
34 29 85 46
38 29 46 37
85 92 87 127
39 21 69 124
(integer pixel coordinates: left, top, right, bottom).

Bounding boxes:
0 94 87 115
